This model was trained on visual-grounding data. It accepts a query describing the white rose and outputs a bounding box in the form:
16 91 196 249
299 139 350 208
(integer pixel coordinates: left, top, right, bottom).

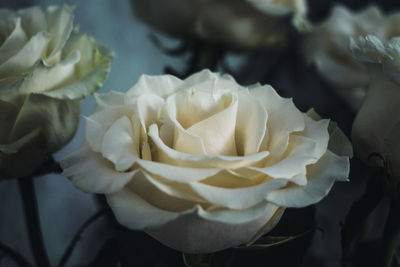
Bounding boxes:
131 0 308 50
302 6 400 111
350 35 400 166
61 70 351 253
0 5 112 178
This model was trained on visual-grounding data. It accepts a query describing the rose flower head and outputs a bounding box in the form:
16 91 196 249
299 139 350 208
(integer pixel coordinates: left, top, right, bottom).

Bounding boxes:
0 5 113 179
131 0 309 50
350 35 400 168
302 5 400 111
62 70 351 253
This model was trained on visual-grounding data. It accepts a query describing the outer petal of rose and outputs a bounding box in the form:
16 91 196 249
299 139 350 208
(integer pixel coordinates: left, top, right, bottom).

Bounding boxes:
14 52 79 96
246 135 317 182
9 93 80 153
235 91 268 155
0 31 51 77
0 17 27 63
127 73 183 98
44 5 74 60
61 144 136 194
306 108 353 158
41 34 113 100
266 150 350 207
85 106 136 152
146 203 283 253
352 64 400 163
250 85 305 161
107 187 282 251
148 123 270 168
93 91 128 112
188 178 287 209
101 116 139 172
349 35 386 63
17 6 47 37
383 122 400 179
298 115 329 158
382 37 400 85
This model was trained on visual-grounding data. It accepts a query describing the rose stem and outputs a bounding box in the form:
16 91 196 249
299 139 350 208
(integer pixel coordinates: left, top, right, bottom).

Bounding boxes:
18 176 51 267
378 198 400 267
58 208 109 267
0 241 33 267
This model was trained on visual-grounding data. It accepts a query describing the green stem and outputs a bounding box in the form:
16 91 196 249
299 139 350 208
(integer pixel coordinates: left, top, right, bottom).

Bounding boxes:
18 176 51 267
379 198 400 267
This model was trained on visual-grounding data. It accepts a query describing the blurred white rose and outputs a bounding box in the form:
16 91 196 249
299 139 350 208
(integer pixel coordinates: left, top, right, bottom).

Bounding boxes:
302 6 400 111
131 0 308 50
0 5 112 178
61 70 351 253
350 35 400 165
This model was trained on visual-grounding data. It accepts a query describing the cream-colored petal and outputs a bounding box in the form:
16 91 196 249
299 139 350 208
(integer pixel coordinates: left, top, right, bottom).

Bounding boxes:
188 178 287 209
85 106 136 152
0 31 51 77
136 94 165 133
146 202 281 253
41 34 113 100
127 170 206 211
266 150 350 207
44 5 74 60
17 6 47 38
297 115 329 159
127 73 183 98
149 123 270 168
235 90 268 155
246 135 318 179
101 116 138 172
136 159 221 183
93 91 127 112
106 188 183 229
15 51 79 95
0 17 27 64
61 144 136 194
186 94 238 156
250 85 305 162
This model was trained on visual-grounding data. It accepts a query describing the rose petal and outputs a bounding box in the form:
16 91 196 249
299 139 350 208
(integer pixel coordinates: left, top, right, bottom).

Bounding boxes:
61 144 136 194
0 17 28 64
127 73 183 98
146 202 282 253
148 123 270 168
188 177 287 209
266 150 350 207
250 85 305 162
17 6 47 37
101 116 138 172
0 31 51 77
85 106 136 152
235 90 268 155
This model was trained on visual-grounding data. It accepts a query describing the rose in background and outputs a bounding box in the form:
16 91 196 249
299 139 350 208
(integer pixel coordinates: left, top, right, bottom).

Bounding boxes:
350 35 400 167
62 70 352 253
0 5 112 178
130 0 308 50
302 5 400 111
